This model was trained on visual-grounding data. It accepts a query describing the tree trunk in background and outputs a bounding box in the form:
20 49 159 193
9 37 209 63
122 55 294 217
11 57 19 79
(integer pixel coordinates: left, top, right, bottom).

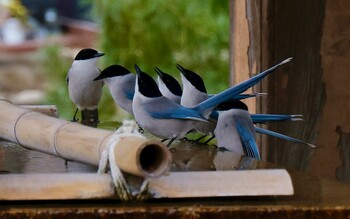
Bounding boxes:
230 0 326 172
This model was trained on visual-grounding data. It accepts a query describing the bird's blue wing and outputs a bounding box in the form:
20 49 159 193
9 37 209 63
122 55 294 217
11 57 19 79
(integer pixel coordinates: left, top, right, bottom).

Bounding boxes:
124 90 134 100
235 117 261 160
149 107 208 122
144 98 208 122
124 76 136 100
209 110 219 120
255 127 315 148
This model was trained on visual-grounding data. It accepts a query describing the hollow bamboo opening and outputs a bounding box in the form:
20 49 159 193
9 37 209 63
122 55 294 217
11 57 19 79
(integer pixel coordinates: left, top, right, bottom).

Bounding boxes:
138 142 171 177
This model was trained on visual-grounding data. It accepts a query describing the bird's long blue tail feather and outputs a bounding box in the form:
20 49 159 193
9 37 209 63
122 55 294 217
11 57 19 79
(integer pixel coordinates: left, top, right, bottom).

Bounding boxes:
255 126 316 148
194 58 292 116
251 114 303 123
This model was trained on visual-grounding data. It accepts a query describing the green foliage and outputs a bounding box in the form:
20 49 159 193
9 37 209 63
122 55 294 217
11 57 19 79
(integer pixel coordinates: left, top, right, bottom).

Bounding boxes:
40 45 74 120
93 0 230 93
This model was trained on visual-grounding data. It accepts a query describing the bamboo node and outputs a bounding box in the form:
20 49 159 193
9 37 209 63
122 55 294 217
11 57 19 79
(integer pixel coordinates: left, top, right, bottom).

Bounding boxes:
13 110 33 145
52 122 71 158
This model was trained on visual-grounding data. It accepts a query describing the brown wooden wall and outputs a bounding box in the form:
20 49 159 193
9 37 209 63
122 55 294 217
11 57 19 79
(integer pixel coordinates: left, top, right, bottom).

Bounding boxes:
230 0 350 182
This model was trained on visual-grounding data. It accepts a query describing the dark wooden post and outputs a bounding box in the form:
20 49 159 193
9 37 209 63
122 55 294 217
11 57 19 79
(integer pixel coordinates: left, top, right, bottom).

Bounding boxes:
264 1 326 171
230 0 326 171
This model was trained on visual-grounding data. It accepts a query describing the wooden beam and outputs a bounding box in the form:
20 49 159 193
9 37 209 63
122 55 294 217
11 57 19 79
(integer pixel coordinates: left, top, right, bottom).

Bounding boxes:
0 170 293 200
150 170 293 198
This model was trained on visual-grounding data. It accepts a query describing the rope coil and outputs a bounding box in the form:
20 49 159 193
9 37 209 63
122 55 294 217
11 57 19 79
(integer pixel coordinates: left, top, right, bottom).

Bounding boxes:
97 120 150 201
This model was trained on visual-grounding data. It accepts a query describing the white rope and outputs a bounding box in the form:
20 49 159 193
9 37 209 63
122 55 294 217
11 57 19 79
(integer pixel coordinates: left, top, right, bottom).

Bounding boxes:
97 120 149 201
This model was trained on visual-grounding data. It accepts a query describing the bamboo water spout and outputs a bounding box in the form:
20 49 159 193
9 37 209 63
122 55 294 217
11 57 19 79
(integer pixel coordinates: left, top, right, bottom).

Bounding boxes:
0 99 171 178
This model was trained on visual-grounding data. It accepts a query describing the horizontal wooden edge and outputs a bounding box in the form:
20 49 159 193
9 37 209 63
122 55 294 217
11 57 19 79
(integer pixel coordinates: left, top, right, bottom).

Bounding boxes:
0 169 293 200
0 173 115 200
149 169 294 198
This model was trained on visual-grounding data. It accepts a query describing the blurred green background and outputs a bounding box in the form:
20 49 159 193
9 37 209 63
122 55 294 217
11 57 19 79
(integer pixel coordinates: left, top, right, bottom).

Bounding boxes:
42 0 230 122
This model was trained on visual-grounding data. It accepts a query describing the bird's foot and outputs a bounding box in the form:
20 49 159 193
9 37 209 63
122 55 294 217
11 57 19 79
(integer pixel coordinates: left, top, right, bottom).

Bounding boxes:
138 126 144 134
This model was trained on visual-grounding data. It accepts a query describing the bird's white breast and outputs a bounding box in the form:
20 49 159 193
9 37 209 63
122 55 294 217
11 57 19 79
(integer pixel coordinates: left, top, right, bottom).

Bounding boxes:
67 59 102 109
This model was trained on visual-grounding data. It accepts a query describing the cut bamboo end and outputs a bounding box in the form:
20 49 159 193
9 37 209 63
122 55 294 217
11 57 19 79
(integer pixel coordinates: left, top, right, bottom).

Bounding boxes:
110 137 172 178
136 140 172 177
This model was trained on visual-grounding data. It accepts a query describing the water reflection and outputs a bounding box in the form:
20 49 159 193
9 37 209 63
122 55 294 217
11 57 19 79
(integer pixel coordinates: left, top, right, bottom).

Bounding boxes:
170 140 261 171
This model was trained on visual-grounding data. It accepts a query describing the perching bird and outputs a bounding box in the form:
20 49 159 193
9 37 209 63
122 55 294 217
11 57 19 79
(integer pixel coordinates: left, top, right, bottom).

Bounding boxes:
93 64 135 114
154 67 183 104
176 64 264 142
214 100 260 159
157 64 261 105
158 63 308 147
212 101 316 151
176 64 208 107
176 64 217 140
66 48 104 127
132 58 291 146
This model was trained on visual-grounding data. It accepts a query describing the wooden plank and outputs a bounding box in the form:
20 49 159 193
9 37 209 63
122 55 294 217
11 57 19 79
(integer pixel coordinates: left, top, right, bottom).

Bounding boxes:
0 173 115 200
149 169 293 198
0 170 293 200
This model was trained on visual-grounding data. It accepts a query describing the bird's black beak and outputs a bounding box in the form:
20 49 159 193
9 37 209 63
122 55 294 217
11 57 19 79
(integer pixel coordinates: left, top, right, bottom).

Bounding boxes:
176 64 187 75
154 67 164 79
94 52 105 58
134 64 142 77
93 74 103 81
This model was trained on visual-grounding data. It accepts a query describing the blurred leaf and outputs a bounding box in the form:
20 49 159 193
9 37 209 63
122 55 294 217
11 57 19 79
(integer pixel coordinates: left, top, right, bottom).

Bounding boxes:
93 0 230 93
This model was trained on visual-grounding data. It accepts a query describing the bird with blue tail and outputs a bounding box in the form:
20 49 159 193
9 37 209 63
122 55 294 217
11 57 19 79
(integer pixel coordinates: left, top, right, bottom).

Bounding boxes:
214 100 261 159
175 64 266 142
214 99 315 160
132 58 292 147
93 64 135 115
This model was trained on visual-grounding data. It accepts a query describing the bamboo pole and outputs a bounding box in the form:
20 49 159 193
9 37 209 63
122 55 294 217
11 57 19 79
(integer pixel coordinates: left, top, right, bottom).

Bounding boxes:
20 105 59 117
0 99 171 178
